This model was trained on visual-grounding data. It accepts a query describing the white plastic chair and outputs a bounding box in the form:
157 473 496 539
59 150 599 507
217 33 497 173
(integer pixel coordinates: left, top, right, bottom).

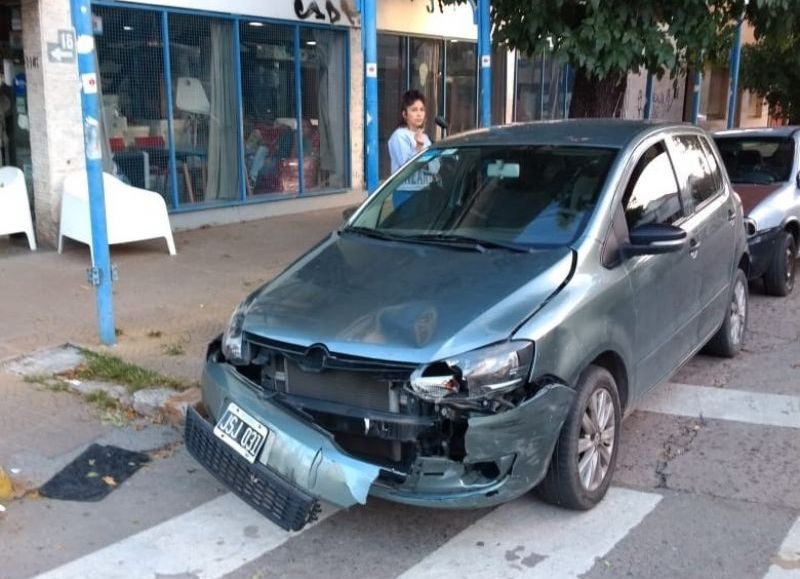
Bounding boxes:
0 166 36 250
59 171 176 263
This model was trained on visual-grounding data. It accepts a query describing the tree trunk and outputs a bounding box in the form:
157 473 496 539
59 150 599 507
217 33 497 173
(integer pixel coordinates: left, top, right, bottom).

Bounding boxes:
569 70 628 118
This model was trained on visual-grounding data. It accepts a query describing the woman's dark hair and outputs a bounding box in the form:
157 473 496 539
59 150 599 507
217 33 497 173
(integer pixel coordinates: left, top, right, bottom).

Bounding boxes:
398 89 426 127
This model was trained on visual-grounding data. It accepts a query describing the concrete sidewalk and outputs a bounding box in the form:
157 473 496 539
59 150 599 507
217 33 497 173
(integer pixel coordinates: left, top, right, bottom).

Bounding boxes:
0 206 348 382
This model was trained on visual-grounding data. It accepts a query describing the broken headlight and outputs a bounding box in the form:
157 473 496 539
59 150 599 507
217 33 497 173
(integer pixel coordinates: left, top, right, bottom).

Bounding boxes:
221 300 252 365
409 341 534 403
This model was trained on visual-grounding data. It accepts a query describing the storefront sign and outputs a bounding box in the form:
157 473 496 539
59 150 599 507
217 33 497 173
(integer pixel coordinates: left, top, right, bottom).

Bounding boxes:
47 30 75 64
377 0 476 40
123 0 359 27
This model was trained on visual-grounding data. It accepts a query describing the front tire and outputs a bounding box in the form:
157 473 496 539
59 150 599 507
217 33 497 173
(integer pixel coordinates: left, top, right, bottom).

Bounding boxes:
763 231 796 297
535 365 621 510
705 269 748 358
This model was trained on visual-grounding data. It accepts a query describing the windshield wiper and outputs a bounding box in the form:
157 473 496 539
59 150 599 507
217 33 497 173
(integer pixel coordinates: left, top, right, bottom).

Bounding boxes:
340 226 403 242
404 233 533 253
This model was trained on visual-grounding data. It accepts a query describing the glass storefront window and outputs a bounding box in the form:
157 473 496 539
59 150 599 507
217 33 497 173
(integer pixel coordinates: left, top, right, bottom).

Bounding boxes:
515 52 571 122
94 7 171 203
445 40 476 135
377 33 485 178
168 14 239 204
378 34 405 179
300 28 347 192
240 22 297 196
409 37 443 141
96 6 349 209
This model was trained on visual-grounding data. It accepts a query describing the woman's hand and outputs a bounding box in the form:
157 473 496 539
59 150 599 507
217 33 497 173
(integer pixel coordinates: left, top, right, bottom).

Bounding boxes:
414 129 426 150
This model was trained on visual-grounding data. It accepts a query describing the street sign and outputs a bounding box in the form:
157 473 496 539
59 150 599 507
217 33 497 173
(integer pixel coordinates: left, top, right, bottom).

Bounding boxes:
47 30 75 63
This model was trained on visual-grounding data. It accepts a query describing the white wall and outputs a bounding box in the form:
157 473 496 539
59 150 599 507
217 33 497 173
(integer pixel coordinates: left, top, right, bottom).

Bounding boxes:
377 0 476 39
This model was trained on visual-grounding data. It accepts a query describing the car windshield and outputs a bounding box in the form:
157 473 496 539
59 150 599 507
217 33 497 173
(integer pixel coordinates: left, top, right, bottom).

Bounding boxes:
347 145 617 249
714 137 795 184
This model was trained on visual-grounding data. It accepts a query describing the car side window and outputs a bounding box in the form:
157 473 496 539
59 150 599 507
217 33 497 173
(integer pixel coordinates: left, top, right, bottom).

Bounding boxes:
699 137 725 192
622 141 682 230
671 135 719 211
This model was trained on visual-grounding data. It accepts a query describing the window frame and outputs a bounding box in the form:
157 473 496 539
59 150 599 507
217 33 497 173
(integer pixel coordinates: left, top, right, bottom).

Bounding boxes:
621 139 686 231
667 133 724 216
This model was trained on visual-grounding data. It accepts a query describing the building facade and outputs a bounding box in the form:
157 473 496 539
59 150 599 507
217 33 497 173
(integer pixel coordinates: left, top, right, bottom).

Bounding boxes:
1 0 772 248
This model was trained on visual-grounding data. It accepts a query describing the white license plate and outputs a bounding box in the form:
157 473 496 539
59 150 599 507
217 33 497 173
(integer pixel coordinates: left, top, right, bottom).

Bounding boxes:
213 402 269 464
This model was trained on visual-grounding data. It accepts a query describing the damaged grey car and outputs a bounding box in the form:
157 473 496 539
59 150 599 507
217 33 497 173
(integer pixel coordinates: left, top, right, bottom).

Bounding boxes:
186 120 749 531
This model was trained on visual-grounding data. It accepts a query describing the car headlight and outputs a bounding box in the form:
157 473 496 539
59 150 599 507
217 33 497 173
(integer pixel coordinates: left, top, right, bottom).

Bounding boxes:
221 300 253 364
409 341 534 403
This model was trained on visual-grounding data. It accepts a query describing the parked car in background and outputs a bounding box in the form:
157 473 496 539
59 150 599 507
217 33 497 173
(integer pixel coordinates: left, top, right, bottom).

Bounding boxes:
186 120 749 532
714 127 800 296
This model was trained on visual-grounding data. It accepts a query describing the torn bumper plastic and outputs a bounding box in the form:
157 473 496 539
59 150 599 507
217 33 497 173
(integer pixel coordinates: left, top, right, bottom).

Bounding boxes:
189 362 380 529
370 383 575 508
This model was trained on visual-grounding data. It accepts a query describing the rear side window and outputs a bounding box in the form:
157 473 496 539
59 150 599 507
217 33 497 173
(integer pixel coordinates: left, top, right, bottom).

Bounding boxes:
671 135 719 211
699 137 725 192
623 141 682 230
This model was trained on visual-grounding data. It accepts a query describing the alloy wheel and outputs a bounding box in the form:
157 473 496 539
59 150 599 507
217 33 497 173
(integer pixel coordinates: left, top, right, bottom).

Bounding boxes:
577 388 616 491
729 278 747 346
785 243 796 292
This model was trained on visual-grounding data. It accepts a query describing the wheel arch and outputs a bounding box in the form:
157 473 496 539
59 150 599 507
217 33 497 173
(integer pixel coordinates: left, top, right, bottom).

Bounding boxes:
785 219 800 247
589 350 629 412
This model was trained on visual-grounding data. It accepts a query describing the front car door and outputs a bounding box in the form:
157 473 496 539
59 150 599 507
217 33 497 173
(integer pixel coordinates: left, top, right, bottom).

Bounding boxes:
668 134 737 342
621 139 698 393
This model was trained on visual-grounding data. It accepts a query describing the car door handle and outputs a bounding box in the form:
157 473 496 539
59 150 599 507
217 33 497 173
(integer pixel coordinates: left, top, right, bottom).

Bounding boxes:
689 237 701 259
727 208 736 222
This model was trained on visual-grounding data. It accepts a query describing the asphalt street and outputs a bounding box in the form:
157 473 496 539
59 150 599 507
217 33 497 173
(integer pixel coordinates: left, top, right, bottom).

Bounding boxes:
0 215 798 579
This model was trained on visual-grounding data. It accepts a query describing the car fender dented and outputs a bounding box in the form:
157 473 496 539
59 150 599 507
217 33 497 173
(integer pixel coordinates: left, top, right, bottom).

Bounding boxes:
464 383 574 491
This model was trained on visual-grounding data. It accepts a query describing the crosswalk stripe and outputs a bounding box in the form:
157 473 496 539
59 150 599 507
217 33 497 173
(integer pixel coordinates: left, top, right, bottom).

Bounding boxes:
764 516 800 578
638 382 800 429
399 487 662 579
34 493 337 579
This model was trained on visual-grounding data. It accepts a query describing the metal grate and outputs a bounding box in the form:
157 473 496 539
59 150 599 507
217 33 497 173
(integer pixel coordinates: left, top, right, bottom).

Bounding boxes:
184 406 320 532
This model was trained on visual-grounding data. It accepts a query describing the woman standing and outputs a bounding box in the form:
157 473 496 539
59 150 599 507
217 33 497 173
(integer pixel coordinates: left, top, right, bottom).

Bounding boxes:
387 90 434 207
388 89 432 172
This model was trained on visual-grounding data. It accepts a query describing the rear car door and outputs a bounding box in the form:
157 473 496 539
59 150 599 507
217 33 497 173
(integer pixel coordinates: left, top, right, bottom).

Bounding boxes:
621 139 697 392
668 134 737 342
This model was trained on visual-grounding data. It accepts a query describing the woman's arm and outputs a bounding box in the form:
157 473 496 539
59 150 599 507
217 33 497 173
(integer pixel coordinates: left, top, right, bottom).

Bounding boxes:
388 130 416 173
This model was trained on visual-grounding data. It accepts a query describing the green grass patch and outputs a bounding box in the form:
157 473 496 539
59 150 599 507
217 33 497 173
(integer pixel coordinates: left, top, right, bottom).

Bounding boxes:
85 389 120 410
23 373 70 391
75 349 193 393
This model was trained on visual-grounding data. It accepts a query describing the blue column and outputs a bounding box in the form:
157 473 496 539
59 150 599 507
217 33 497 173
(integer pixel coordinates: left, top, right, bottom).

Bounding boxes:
691 67 703 125
70 0 115 345
643 73 654 119
726 20 743 129
161 11 179 209
294 26 305 195
363 0 379 193
478 0 491 128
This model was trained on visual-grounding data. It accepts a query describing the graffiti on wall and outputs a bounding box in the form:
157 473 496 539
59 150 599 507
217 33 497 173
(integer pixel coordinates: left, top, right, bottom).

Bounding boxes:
293 0 360 26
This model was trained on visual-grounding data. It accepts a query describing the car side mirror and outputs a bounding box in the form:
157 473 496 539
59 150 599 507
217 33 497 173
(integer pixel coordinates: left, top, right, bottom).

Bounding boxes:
622 223 687 257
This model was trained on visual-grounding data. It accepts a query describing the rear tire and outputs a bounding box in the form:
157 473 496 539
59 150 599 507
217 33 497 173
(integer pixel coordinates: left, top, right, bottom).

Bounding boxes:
535 365 621 510
763 231 796 297
705 269 748 358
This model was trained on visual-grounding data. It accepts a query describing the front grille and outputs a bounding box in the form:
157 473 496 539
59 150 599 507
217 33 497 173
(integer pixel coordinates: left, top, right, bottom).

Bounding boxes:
242 334 414 413
184 406 320 532
283 359 392 411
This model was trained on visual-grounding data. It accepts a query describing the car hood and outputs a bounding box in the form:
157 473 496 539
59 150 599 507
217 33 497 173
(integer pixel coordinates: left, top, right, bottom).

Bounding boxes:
242 232 575 364
734 183 784 214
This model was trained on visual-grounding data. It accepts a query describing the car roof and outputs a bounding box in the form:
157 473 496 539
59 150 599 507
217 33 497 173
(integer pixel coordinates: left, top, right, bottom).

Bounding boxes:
437 119 695 149
714 126 800 139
